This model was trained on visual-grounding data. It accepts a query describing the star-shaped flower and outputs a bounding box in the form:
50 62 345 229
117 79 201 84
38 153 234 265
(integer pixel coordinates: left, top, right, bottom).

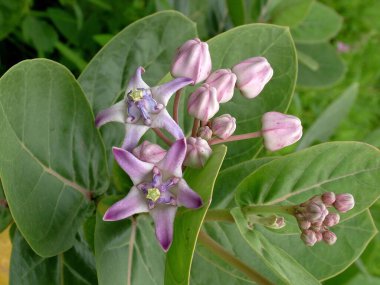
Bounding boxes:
103 138 203 251
95 67 193 150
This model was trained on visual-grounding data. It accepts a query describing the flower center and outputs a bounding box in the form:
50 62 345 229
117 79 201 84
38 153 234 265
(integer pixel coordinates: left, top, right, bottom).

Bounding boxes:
126 88 163 125
146 187 161 202
129 89 144 102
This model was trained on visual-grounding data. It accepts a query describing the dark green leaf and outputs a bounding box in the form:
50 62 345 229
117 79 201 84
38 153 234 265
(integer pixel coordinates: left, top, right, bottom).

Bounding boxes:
297 42 346 88
226 0 246 26
266 0 313 27
0 0 30 39
0 59 109 256
291 2 343 43
165 145 227 285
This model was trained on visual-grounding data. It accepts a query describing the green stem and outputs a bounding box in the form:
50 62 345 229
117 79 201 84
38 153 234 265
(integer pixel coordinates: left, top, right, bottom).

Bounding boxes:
243 205 296 216
205 209 234 222
198 231 274 285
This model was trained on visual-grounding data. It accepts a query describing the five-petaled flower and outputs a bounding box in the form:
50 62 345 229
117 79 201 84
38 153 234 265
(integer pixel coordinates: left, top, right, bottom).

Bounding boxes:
103 138 203 251
95 67 193 150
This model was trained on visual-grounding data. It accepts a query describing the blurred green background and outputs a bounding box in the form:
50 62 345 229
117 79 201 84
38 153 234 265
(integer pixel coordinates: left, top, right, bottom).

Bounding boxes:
1 0 379 284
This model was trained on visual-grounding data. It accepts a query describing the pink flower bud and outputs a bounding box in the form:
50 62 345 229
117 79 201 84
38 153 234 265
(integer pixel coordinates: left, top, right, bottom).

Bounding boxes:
334 194 355 213
232 57 273 99
187 84 219 121
323 213 340 227
322 192 336 206
261 112 302 151
211 114 236 139
298 219 311 230
304 197 328 223
197 126 212 141
171 38 212 84
315 232 323 242
132 141 167 164
310 221 323 232
205 69 237 103
322 230 337 245
184 137 212 168
301 230 317 246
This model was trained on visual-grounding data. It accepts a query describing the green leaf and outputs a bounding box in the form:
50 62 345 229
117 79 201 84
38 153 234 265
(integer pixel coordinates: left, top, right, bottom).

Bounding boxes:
364 129 380 149
95 196 165 285
10 228 98 285
191 222 287 284
297 42 346 88
205 24 297 168
55 41 88 71
259 210 377 280
0 59 109 256
46 8 79 44
266 0 314 27
231 207 320 284
164 145 227 285
291 2 343 43
22 16 59 56
235 142 380 217
78 11 197 164
297 83 359 150
0 179 12 232
0 0 30 39
212 157 276 208
226 0 246 26
234 142 380 279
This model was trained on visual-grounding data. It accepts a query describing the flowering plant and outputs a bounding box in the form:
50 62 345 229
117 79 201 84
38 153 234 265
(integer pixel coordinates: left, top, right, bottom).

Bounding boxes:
0 9 379 285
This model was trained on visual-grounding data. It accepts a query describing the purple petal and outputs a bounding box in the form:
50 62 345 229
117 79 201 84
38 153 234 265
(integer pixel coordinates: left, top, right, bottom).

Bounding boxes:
95 100 126 128
126 66 149 91
157 138 186 178
152 110 184 140
121 124 149 151
151 77 193 106
176 179 203 209
113 147 153 184
150 205 177 251
103 187 149 221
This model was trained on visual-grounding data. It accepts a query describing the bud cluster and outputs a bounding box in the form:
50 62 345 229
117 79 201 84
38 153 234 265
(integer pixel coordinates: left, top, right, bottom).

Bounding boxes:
296 192 355 246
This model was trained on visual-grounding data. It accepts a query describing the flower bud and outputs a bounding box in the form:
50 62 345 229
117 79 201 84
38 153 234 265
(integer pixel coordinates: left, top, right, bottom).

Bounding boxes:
211 114 236 139
323 213 340 227
261 112 303 151
315 232 323 242
322 230 337 245
184 137 212 168
187 84 219 121
232 57 273 99
301 230 317 246
171 38 212 84
132 141 167 164
304 197 328 223
322 192 336 206
334 194 355 213
205 69 237 103
197 126 212 141
297 219 311 230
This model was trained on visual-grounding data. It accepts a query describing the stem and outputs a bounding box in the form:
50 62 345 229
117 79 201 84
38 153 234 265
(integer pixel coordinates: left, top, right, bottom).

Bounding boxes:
191 119 200 137
153 128 173 146
209 131 262 145
173 89 182 123
127 218 137 285
205 209 234 223
198 231 274 285
243 205 296 216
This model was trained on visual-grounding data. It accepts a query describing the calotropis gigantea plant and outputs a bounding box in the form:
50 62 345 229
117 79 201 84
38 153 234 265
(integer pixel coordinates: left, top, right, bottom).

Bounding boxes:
0 11 379 285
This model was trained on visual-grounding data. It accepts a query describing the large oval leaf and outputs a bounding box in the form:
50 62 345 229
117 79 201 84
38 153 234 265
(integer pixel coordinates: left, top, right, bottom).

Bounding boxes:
95 196 165 285
0 59 109 256
165 145 227 285
202 24 297 168
78 11 197 160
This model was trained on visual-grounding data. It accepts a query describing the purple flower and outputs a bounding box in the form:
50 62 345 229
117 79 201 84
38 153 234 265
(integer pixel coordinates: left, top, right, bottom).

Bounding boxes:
95 67 193 150
103 139 203 251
